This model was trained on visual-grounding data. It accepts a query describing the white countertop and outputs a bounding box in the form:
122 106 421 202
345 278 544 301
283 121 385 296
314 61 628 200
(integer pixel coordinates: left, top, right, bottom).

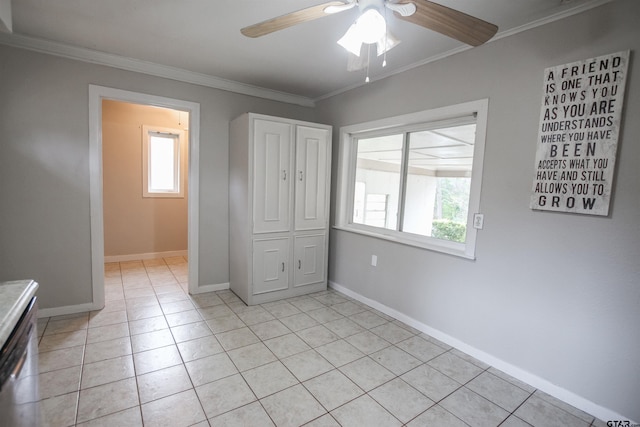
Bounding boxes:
0 280 39 348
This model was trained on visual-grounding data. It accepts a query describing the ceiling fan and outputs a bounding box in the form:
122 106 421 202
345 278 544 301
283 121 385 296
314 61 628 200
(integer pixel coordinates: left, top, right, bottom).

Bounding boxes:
241 0 498 74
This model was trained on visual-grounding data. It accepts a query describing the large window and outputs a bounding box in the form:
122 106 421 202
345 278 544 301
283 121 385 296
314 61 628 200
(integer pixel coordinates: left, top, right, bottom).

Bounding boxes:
335 100 488 259
142 125 185 198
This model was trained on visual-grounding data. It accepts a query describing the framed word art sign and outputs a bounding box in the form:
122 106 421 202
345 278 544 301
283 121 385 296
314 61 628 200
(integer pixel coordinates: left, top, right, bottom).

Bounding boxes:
530 51 630 216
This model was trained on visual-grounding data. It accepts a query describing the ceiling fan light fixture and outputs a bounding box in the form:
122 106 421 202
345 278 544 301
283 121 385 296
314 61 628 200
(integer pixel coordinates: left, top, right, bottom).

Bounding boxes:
376 30 400 56
337 23 364 56
356 8 387 44
337 7 388 56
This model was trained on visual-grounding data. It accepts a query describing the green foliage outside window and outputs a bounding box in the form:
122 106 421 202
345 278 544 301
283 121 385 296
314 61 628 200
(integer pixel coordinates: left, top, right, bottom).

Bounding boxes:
432 220 466 243
432 177 470 243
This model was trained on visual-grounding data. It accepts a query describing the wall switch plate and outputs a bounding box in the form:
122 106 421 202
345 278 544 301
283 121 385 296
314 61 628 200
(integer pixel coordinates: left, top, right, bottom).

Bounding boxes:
371 255 377 267
473 213 484 229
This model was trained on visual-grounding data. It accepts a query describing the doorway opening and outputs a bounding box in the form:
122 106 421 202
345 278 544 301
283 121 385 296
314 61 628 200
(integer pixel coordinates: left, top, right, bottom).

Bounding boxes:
89 85 201 309
102 100 189 295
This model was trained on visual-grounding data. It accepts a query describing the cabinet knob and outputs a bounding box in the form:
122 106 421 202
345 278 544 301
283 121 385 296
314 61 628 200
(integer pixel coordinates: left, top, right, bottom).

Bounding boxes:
282 170 287 180
298 171 304 181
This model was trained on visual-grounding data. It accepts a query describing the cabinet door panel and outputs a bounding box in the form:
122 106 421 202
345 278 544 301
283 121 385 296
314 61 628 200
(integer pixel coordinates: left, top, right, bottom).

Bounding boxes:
254 120 291 233
295 126 329 231
294 234 326 287
253 238 289 295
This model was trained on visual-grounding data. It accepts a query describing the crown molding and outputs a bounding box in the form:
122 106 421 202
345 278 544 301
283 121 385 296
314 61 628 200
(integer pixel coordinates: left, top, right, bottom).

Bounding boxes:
0 0 612 106
0 32 316 108
490 0 613 42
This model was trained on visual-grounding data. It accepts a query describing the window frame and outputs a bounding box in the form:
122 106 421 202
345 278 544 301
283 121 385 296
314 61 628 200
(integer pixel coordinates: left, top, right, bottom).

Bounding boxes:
334 99 489 259
142 125 186 198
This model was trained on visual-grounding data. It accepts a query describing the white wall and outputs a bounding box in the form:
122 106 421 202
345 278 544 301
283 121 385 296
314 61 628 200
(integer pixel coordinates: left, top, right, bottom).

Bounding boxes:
356 168 400 229
0 43 316 309
404 173 437 236
317 0 639 422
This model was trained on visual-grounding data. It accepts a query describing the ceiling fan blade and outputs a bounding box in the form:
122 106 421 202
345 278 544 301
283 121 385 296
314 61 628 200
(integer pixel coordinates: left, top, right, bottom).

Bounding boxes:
385 2 416 17
241 1 350 38
325 1 357 14
394 0 498 46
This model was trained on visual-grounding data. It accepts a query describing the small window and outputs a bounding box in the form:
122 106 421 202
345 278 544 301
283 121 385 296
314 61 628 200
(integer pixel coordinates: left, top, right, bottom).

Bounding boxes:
142 125 185 198
335 100 488 259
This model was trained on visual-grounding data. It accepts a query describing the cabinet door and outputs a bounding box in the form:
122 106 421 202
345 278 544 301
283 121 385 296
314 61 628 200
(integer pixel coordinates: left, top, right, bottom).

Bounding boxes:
295 126 330 231
294 234 326 287
253 238 289 295
253 119 292 233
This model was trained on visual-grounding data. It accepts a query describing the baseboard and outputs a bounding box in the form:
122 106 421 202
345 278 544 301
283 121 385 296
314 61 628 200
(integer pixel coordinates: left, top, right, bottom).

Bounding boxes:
190 282 230 295
38 280 230 316
328 280 630 424
104 250 188 263
38 301 101 318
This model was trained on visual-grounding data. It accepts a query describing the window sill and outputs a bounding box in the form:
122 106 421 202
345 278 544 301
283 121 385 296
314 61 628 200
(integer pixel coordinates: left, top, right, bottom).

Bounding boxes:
143 192 184 198
332 224 476 260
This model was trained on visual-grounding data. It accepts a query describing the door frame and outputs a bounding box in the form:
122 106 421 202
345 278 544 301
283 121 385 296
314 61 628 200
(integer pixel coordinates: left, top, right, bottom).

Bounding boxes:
88 85 201 309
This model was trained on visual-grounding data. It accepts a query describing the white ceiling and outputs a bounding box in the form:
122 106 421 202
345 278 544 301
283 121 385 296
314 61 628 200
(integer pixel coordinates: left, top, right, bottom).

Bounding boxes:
5 0 609 103
358 123 476 172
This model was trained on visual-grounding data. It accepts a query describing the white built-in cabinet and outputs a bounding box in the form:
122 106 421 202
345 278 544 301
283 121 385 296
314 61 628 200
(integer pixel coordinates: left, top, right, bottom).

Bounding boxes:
229 113 331 305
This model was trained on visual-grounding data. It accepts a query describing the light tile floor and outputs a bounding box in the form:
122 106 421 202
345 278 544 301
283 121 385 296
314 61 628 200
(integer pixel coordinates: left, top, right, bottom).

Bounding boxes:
35 257 607 427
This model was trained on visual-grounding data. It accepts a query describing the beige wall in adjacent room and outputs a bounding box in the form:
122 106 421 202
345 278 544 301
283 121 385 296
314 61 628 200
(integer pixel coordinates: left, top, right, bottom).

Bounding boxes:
102 100 188 257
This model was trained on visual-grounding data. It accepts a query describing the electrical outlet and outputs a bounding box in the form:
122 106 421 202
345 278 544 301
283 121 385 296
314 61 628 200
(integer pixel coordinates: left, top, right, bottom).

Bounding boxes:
473 213 484 229
371 255 378 267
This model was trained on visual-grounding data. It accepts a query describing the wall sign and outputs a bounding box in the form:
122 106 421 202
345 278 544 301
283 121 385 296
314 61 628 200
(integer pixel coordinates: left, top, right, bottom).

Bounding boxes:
530 51 629 216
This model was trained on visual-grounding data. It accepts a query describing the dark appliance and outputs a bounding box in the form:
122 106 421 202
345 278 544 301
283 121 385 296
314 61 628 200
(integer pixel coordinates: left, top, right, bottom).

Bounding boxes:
0 296 39 427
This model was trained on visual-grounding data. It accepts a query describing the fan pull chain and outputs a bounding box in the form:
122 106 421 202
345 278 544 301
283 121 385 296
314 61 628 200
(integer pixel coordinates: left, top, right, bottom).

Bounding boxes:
365 44 371 83
383 6 388 67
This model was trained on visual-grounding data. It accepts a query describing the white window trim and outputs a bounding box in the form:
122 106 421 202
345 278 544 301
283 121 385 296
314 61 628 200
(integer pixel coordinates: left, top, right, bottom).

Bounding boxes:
142 125 186 198
334 99 489 259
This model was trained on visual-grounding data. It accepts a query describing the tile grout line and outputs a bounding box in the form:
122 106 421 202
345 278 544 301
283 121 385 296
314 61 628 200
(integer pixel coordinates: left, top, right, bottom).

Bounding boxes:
36 257 603 427
73 306 90 426
131 259 148 427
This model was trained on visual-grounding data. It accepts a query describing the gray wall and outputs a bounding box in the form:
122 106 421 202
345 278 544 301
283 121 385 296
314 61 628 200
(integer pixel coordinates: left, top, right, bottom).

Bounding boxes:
0 43 315 309
0 0 638 421
316 0 639 421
